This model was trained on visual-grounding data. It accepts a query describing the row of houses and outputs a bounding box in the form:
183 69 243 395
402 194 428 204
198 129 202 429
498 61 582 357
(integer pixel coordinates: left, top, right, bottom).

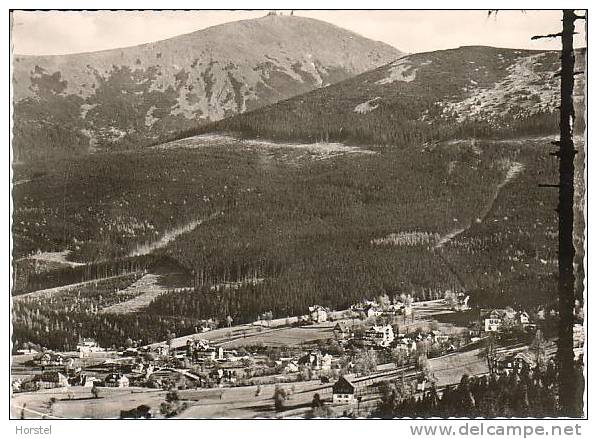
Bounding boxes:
351 302 413 319
335 322 452 351
309 297 417 325
364 325 395 347
16 369 125 391
483 309 533 332
494 352 537 375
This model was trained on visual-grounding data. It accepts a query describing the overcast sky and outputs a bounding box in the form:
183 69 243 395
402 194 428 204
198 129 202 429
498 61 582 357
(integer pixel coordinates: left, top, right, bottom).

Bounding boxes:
11 10 587 56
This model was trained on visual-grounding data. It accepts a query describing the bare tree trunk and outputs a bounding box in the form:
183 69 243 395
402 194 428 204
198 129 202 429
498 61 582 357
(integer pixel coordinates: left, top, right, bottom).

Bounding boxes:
557 9 577 417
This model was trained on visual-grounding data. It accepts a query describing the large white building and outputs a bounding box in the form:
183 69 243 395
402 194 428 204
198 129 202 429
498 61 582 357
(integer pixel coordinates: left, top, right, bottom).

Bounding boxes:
77 338 102 358
309 305 328 323
364 325 395 347
484 310 503 332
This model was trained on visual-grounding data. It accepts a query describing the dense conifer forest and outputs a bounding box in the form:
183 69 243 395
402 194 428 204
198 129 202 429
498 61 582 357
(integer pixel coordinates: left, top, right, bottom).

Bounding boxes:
11 46 586 351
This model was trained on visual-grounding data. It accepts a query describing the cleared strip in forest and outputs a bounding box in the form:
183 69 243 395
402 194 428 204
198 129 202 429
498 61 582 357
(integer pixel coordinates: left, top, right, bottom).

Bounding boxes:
434 161 525 249
370 162 524 250
429 161 525 289
128 211 223 257
17 250 85 268
13 271 143 302
98 273 189 315
154 134 377 158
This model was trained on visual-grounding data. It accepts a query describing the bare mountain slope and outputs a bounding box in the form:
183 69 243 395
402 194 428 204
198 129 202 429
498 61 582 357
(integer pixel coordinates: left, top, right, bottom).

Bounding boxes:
12 14 402 161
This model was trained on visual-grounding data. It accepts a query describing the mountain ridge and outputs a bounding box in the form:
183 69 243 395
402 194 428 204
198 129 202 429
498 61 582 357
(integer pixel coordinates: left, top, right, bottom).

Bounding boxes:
12 14 402 162
198 45 585 146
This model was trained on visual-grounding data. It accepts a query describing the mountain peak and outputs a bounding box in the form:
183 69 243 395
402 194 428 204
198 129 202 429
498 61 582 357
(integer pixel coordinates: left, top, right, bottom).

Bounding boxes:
12 16 402 162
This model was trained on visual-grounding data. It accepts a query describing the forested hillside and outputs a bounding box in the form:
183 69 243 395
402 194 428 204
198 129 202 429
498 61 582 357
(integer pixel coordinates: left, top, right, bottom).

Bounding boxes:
197 46 585 146
13 134 571 349
11 43 586 351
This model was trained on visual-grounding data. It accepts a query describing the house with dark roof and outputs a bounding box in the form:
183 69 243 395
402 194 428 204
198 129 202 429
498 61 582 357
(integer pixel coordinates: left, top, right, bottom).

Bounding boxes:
298 350 332 371
332 376 355 404
333 322 352 340
35 352 64 367
364 325 395 347
495 352 537 375
35 371 69 389
103 373 130 388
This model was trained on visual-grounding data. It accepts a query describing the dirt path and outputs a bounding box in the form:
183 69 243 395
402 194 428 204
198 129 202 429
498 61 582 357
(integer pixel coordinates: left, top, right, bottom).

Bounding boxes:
11 403 63 420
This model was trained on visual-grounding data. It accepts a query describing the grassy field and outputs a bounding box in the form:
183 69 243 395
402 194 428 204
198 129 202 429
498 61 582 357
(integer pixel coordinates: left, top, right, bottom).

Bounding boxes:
12 386 167 419
152 300 468 351
219 324 336 348
429 349 489 386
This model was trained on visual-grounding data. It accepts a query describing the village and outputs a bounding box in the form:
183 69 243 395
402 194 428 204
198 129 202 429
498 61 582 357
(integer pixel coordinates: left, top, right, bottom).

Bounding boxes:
10 291 584 419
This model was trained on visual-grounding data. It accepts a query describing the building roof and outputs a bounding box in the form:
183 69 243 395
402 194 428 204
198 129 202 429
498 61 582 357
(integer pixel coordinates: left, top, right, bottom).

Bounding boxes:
105 373 128 382
37 371 66 382
334 322 350 332
514 351 537 367
367 325 393 333
79 337 97 344
333 376 355 394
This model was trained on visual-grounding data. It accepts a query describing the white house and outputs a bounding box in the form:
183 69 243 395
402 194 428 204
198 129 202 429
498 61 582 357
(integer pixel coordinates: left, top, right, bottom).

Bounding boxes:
364 305 383 318
484 310 503 332
35 371 69 389
516 311 535 329
453 293 470 311
104 373 129 388
309 305 328 323
77 338 102 358
364 325 395 347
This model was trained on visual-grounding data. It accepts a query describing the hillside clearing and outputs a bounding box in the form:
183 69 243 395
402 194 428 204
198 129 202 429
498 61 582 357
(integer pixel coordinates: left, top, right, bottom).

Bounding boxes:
13 272 143 302
154 134 377 158
18 250 84 267
128 212 223 257
99 274 188 315
435 160 525 248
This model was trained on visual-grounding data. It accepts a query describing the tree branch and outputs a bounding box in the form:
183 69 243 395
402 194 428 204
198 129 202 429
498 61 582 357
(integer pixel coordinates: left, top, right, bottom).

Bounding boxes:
531 32 563 40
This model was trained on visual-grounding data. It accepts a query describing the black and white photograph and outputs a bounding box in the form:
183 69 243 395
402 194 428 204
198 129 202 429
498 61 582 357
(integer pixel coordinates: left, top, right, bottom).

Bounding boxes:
7 3 590 425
